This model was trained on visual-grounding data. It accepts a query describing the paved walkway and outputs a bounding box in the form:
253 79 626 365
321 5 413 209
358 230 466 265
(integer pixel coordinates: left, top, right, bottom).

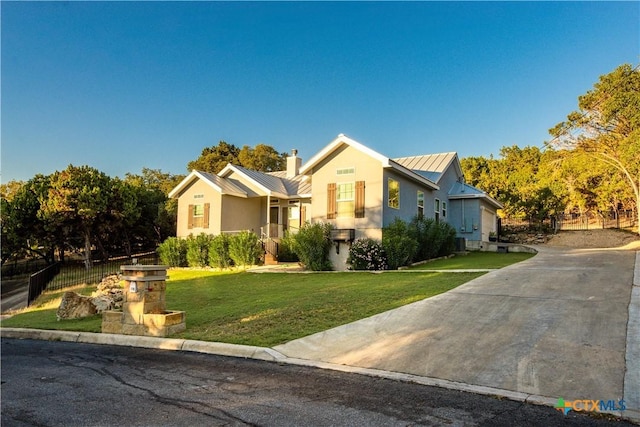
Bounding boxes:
275 246 639 418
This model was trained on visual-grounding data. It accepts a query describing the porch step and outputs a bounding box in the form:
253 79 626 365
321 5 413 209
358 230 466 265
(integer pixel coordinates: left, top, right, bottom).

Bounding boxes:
264 253 278 265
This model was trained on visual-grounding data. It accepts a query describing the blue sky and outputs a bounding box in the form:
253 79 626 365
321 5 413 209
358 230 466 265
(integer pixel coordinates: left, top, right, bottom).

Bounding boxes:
2 1 638 183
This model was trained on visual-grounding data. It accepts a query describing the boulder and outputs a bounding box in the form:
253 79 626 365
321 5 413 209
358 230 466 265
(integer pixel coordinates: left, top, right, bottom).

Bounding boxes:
92 274 124 310
56 274 124 320
56 292 97 320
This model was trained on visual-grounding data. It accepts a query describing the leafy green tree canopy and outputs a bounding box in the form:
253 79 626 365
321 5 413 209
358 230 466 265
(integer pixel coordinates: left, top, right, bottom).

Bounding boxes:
187 141 286 173
549 63 640 233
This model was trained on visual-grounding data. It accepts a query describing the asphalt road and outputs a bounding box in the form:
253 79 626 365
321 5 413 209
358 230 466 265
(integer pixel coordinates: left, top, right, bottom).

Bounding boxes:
1 277 29 314
1 339 633 426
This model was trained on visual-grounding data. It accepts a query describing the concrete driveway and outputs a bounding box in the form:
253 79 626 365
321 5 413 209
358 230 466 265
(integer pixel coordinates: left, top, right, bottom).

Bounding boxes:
275 246 639 414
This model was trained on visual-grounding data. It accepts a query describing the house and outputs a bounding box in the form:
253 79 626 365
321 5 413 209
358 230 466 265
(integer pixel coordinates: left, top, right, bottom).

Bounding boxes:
169 134 502 269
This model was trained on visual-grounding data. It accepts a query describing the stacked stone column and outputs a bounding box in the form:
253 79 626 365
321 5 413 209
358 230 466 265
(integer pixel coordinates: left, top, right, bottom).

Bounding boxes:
102 265 186 337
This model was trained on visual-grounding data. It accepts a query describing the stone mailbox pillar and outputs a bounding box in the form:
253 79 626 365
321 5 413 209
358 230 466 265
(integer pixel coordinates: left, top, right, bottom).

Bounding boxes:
102 265 185 337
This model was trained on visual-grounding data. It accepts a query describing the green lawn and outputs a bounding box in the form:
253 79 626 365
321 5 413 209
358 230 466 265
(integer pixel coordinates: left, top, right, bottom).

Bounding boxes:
409 251 535 270
2 270 483 346
1 251 535 347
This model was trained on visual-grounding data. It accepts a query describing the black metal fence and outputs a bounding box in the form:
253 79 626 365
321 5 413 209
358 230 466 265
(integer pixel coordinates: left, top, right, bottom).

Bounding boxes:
501 210 637 233
2 258 50 279
27 251 159 306
27 262 61 306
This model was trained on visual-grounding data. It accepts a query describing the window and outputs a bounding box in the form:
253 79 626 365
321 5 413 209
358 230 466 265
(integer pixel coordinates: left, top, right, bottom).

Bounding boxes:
337 183 355 218
388 178 399 209
188 203 210 229
288 204 300 221
417 191 424 217
193 204 204 227
328 181 365 219
337 167 355 175
435 198 440 222
442 201 447 219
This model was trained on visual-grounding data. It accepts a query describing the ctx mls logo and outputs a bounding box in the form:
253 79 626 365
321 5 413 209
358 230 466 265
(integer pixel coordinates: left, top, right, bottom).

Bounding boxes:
555 398 626 415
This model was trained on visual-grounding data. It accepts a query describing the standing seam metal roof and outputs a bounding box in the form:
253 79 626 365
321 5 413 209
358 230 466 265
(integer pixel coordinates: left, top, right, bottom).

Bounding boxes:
393 152 457 183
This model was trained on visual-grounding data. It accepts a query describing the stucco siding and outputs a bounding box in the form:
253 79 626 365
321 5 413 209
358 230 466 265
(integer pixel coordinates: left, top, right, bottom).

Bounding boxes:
220 196 263 234
176 179 221 237
309 144 384 232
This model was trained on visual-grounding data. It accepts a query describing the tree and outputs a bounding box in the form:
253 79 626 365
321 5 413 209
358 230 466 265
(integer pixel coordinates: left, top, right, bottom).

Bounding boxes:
187 140 287 174
549 64 640 234
40 165 113 268
0 180 25 202
1 175 59 265
238 144 287 172
124 168 184 243
187 141 241 173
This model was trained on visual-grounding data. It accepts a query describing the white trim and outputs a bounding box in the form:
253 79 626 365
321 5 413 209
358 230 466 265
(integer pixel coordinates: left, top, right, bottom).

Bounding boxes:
168 170 248 199
299 134 439 191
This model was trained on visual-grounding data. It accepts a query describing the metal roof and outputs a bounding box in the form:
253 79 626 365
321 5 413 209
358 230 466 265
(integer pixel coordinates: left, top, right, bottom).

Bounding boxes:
393 152 458 184
168 170 247 198
448 181 503 209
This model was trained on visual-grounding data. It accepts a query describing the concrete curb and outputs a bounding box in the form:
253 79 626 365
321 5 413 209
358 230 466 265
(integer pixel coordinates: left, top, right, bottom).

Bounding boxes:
623 251 640 422
1 326 637 423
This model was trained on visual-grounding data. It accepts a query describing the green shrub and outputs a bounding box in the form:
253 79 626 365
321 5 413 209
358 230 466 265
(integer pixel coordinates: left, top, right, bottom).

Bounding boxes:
228 231 262 267
408 216 457 261
437 221 457 257
278 231 299 262
382 218 418 270
157 237 187 267
347 238 387 270
409 216 441 261
292 222 333 271
186 233 213 267
208 233 232 269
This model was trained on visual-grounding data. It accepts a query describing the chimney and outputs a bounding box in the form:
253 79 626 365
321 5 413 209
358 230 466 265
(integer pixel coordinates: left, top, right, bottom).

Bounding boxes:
286 149 301 178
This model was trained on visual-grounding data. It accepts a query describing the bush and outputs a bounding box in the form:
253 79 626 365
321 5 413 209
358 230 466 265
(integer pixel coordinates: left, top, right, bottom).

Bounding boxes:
228 231 262 267
409 216 440 261
278 231 299 262
409 216 458 261
437 221 457 257
157 237 187 267
347 238 387 271
292 222 333 271
382 218 418 270
208 233 232 269
186 233 213 267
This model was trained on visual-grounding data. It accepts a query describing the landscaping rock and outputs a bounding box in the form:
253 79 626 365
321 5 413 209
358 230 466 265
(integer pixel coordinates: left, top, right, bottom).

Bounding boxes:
56 292 97 320
92 274 124 310
56 274 124 320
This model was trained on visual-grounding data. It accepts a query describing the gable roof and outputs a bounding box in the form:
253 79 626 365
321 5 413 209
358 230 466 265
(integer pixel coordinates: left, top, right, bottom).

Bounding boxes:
267 171 312 197
219 164 289 198
393 152 462 184
448 181 503 209
168 170 247 199
300 134 439 190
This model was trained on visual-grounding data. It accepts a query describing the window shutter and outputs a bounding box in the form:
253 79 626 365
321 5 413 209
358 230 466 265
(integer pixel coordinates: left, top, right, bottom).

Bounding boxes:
188 204 194 229
203 203 210 229
327 183 336 219
300 205 306 228
355 181 365 218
